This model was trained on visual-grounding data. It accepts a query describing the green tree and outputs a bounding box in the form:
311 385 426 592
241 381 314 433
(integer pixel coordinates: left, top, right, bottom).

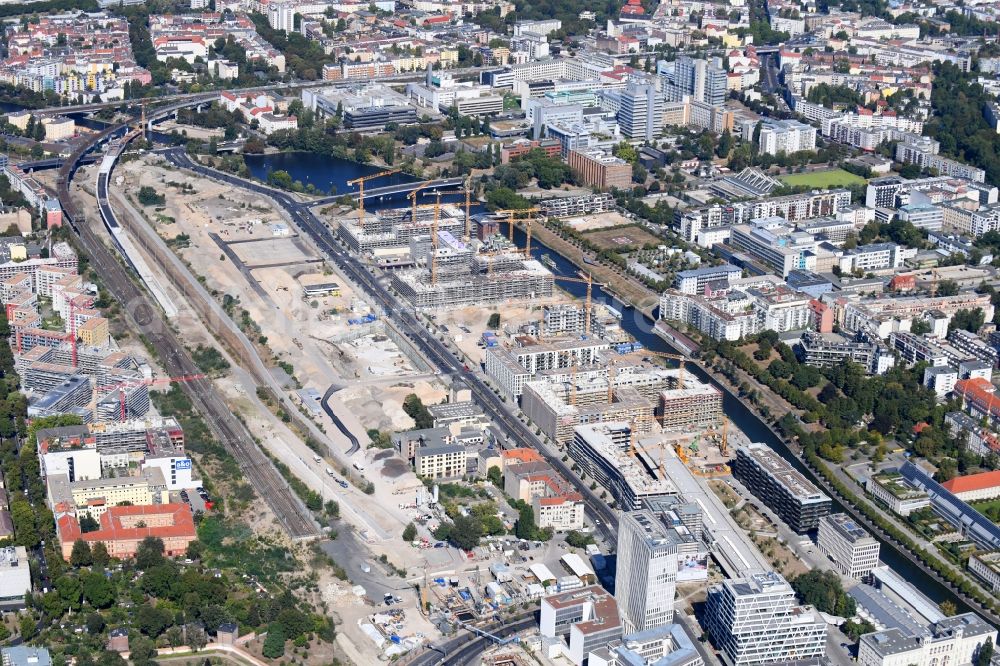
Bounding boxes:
262 624 286 659
791 570 855 617
402 522 417 542
136 603 172 638
976 637 994 666
136 186 165 206
487 312 501 329
487 465 502 487
402 394 434 430
10 500 38 549
940 600 958 616
447 514 483 550
937 279 959 297
91 542 110 568
135 537 165 570
70 539 93 567
18 615 35 641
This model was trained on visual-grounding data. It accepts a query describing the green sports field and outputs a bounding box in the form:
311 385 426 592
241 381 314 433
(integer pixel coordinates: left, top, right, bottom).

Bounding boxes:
778 168 867 188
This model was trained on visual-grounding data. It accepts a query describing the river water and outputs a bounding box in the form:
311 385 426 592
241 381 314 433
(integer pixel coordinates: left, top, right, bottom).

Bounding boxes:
247 150 964 608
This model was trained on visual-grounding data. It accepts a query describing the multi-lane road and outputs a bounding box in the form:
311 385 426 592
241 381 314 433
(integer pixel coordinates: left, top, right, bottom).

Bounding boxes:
161 148 621 541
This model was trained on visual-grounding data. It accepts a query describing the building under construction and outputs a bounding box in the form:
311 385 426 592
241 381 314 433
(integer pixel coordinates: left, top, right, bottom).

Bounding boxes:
658 380 723 430
390 232 554 309
337 205 467 253
520 368 674 445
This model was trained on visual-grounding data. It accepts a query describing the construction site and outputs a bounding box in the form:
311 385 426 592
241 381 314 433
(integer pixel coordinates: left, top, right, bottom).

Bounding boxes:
325 170 557 309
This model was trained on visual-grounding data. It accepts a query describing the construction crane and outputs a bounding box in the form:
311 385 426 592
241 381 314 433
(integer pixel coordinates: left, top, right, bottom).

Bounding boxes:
406 178 439 223
494 207 541 243
552 273 599 336
464 175 473 241
624 349 691 389
346 168 400 227
96 374 205 421
703 417 730 457
430 192 441 285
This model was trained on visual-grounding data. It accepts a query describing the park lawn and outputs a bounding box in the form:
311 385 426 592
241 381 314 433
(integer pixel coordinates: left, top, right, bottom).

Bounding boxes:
778 168 867 189
970 497 1000 519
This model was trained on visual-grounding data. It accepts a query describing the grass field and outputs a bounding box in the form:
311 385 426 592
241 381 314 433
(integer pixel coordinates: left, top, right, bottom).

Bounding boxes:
778 168 867 188
971 498 1000 519
584 225 662 251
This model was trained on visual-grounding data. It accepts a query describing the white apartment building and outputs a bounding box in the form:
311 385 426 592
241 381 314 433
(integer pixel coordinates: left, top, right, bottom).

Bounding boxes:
838 243 903 274
267 3 294 32
858 614 996 666
674 265 742 295
534 495 585 531
816 513 880 579
895 136 987 183
484 339 609 399
923 366 958 399
0 546 31 608
615 510 679 633
968 551 1000 592
758 119 817 156
705 572 827 665
866 472 930 516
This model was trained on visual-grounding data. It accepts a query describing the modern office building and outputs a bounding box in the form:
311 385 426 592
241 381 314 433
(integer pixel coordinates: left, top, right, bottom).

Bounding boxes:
817 513 881 579
797 331 895 375
589 623 703 666
540 586 623 666
733 443 831 533
616 83 664 141
661 56 728 107
569 422 675 511
866 471 931 516
705 571 827 665
968 551 1000 592
858 614 996 666
568 149 632 190
615 510 679 633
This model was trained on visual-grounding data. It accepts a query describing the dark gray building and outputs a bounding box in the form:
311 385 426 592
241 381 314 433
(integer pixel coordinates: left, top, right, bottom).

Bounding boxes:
733 443 831 533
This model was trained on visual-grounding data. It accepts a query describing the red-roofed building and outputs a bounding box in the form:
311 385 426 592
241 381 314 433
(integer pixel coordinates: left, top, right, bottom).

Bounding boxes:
941 470 1000 502
499 448 544 469
56 503 196 561
889 274 916 292
955 377 1000 426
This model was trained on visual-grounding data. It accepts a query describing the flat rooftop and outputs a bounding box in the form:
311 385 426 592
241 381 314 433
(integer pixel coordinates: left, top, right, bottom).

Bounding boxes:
739 443 829 503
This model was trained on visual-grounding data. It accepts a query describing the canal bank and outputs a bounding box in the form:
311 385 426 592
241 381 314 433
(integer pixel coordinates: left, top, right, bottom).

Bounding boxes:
516 227 990 618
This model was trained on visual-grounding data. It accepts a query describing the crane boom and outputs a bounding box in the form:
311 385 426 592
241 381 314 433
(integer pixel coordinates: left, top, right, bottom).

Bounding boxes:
346 168 400 227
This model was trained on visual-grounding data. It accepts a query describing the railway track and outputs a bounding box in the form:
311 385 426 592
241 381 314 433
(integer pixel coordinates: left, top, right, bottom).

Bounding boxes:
56 128 320 540
161 148 620 540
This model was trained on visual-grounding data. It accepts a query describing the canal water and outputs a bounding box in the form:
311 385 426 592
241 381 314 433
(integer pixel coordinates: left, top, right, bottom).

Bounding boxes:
512 226 967 609
242 149 964 609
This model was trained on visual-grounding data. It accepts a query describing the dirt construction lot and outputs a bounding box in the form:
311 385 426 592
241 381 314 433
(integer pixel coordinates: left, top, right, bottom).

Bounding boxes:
584 225 662 250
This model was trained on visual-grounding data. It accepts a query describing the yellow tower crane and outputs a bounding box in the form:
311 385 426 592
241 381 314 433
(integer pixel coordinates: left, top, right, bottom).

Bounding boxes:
407 178 439 223
464 175 474 241
346 168 400 227
494 207 541 243
623 349 692 389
